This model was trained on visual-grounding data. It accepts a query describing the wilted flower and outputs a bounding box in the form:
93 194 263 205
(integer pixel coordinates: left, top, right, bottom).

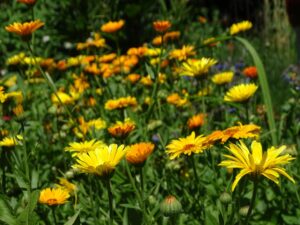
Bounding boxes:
219 140 295 191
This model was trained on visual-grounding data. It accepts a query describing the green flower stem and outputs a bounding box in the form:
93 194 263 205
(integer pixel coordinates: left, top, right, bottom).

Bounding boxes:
244 180 258 225
106 178 114 225
190 155 199 184
245 101 250 124
1 148 7 194
51 207 57 225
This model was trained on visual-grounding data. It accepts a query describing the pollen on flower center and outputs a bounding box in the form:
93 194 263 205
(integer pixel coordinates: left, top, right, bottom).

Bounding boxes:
183 144 195 151
47 199 58 205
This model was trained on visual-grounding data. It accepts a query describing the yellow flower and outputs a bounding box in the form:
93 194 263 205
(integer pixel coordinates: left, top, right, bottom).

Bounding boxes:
0 86 7 103
224 83 258 102
39 187 70 206
126 142 155 166
101 20 125 33
219 140 295 191
51 91 75 105
104 96 137 110
152 36 163 46
180 58 217 77
74 117 107 138
153 20 172 33
56 178 77 194
13 104 24 117
0 135 23 147
98 53 117 63
229 20 253 35
72 144 128 177
88 118 107 130
166 132 209 159
108 119 135 138
140 76 153 86
169 45 196 61
5 20 44 37
211 71 234 85
65 139 105 155
187 113 205 130
166 93 188 107
6 52 26 65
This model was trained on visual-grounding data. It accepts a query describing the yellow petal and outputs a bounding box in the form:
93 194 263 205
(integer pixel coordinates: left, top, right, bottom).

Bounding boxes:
231 169 251 192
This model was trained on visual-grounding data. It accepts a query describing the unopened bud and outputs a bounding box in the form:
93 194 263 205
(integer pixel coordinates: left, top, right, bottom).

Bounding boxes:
160 195 182 217
219 192 232 204
239 205 249 217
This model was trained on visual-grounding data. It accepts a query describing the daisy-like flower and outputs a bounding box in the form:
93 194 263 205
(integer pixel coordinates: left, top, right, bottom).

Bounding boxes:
163 31 180 41
166 93 188 107
108 118 135 138
180 58 217 77
229 20 253 35
72 144 128 177
243 66 258 79
101 20 125 33
187 113 205 130
219 140 295 191
126 73 141 84
39 187 70 206
126 142 155 166
211 71 234 85
166 132 209 160
0 135 23 147
224 83 258 102
51 91 76 105
104 96 137 110
153 20 171 33
17 0 36 5
169 45 196 61
5 20 44 37
65 139 105 155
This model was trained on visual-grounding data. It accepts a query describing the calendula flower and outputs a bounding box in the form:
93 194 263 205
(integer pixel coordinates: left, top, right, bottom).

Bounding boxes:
98 53 117 63
51 91 75 105
219 140 295 191
243 66 258 79
5 20 44 37
163 31 180 41
166 132 209 159
72 144 128 177
0 135 23 147
166 93 188 107
224 83 258 102
56 178 77 194
126 142 155 166
17 0 36 5
126 73 141 84
211 71 234 85
101 20 125 33
6 52 26 65
180 58 217 77
152 36 163 46
108 119 135 138
187 113 205 130
153 20 171 32
65 139 105 155
229 20 253 35
39 187 70 206
127 47 148 57
169 45 196 61
104 96 137 110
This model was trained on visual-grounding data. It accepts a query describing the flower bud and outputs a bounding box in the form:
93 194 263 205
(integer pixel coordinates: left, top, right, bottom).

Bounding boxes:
239 205 249 217
160 195 182 217
219 192 232 204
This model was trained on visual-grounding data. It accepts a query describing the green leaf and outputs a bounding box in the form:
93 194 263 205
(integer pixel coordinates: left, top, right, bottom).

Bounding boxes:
64 210 81 225
282 214 300 224
0 195 17 225
145 64 155 80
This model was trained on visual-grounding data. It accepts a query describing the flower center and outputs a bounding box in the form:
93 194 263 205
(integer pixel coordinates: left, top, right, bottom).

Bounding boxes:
47 199 58 205
183 144 195 151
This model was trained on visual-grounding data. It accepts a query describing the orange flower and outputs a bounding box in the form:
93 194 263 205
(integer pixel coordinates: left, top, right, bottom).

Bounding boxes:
187 113 205 130
243 66 258 79
108 119 135 138
126 73 141 84
126 142 155 166
153 20 171 33
164 31 180 41
101 20 125 33
5 20 44 37
17 0 36 5
104 96 137 110
198 16 207 24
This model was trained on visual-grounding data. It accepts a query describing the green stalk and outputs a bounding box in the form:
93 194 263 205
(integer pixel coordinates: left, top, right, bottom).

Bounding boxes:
51 207 57 225
106 178 114 225
244 180 258 225
234 36 277 145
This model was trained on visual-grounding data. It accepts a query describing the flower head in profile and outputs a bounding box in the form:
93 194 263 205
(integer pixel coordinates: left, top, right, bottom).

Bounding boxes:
104 96 137 110
187 113 206 130
212 71 234 85
229 20 253 35
219 140 295 191
39 187 70 206
17 0 36 5
180 58 217 77
5 20 44 37
72 144 128 177
243 66 258 79
166 132 209 159
108 118 135 138
0 135 23 147
65 139 105 155
224 83 258 102
153 20 171 33
101 20 125 33
126 142 155 166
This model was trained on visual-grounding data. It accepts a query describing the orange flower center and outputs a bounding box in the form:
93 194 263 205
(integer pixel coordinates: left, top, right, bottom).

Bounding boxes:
183 144 195 151
47 199 58 205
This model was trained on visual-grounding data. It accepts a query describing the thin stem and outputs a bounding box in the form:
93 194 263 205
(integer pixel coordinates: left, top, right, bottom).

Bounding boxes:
1 149 7 194
51 207 57 225
245 101 250 124
244 180 258 225
191 156 199 184
106 178 113 225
